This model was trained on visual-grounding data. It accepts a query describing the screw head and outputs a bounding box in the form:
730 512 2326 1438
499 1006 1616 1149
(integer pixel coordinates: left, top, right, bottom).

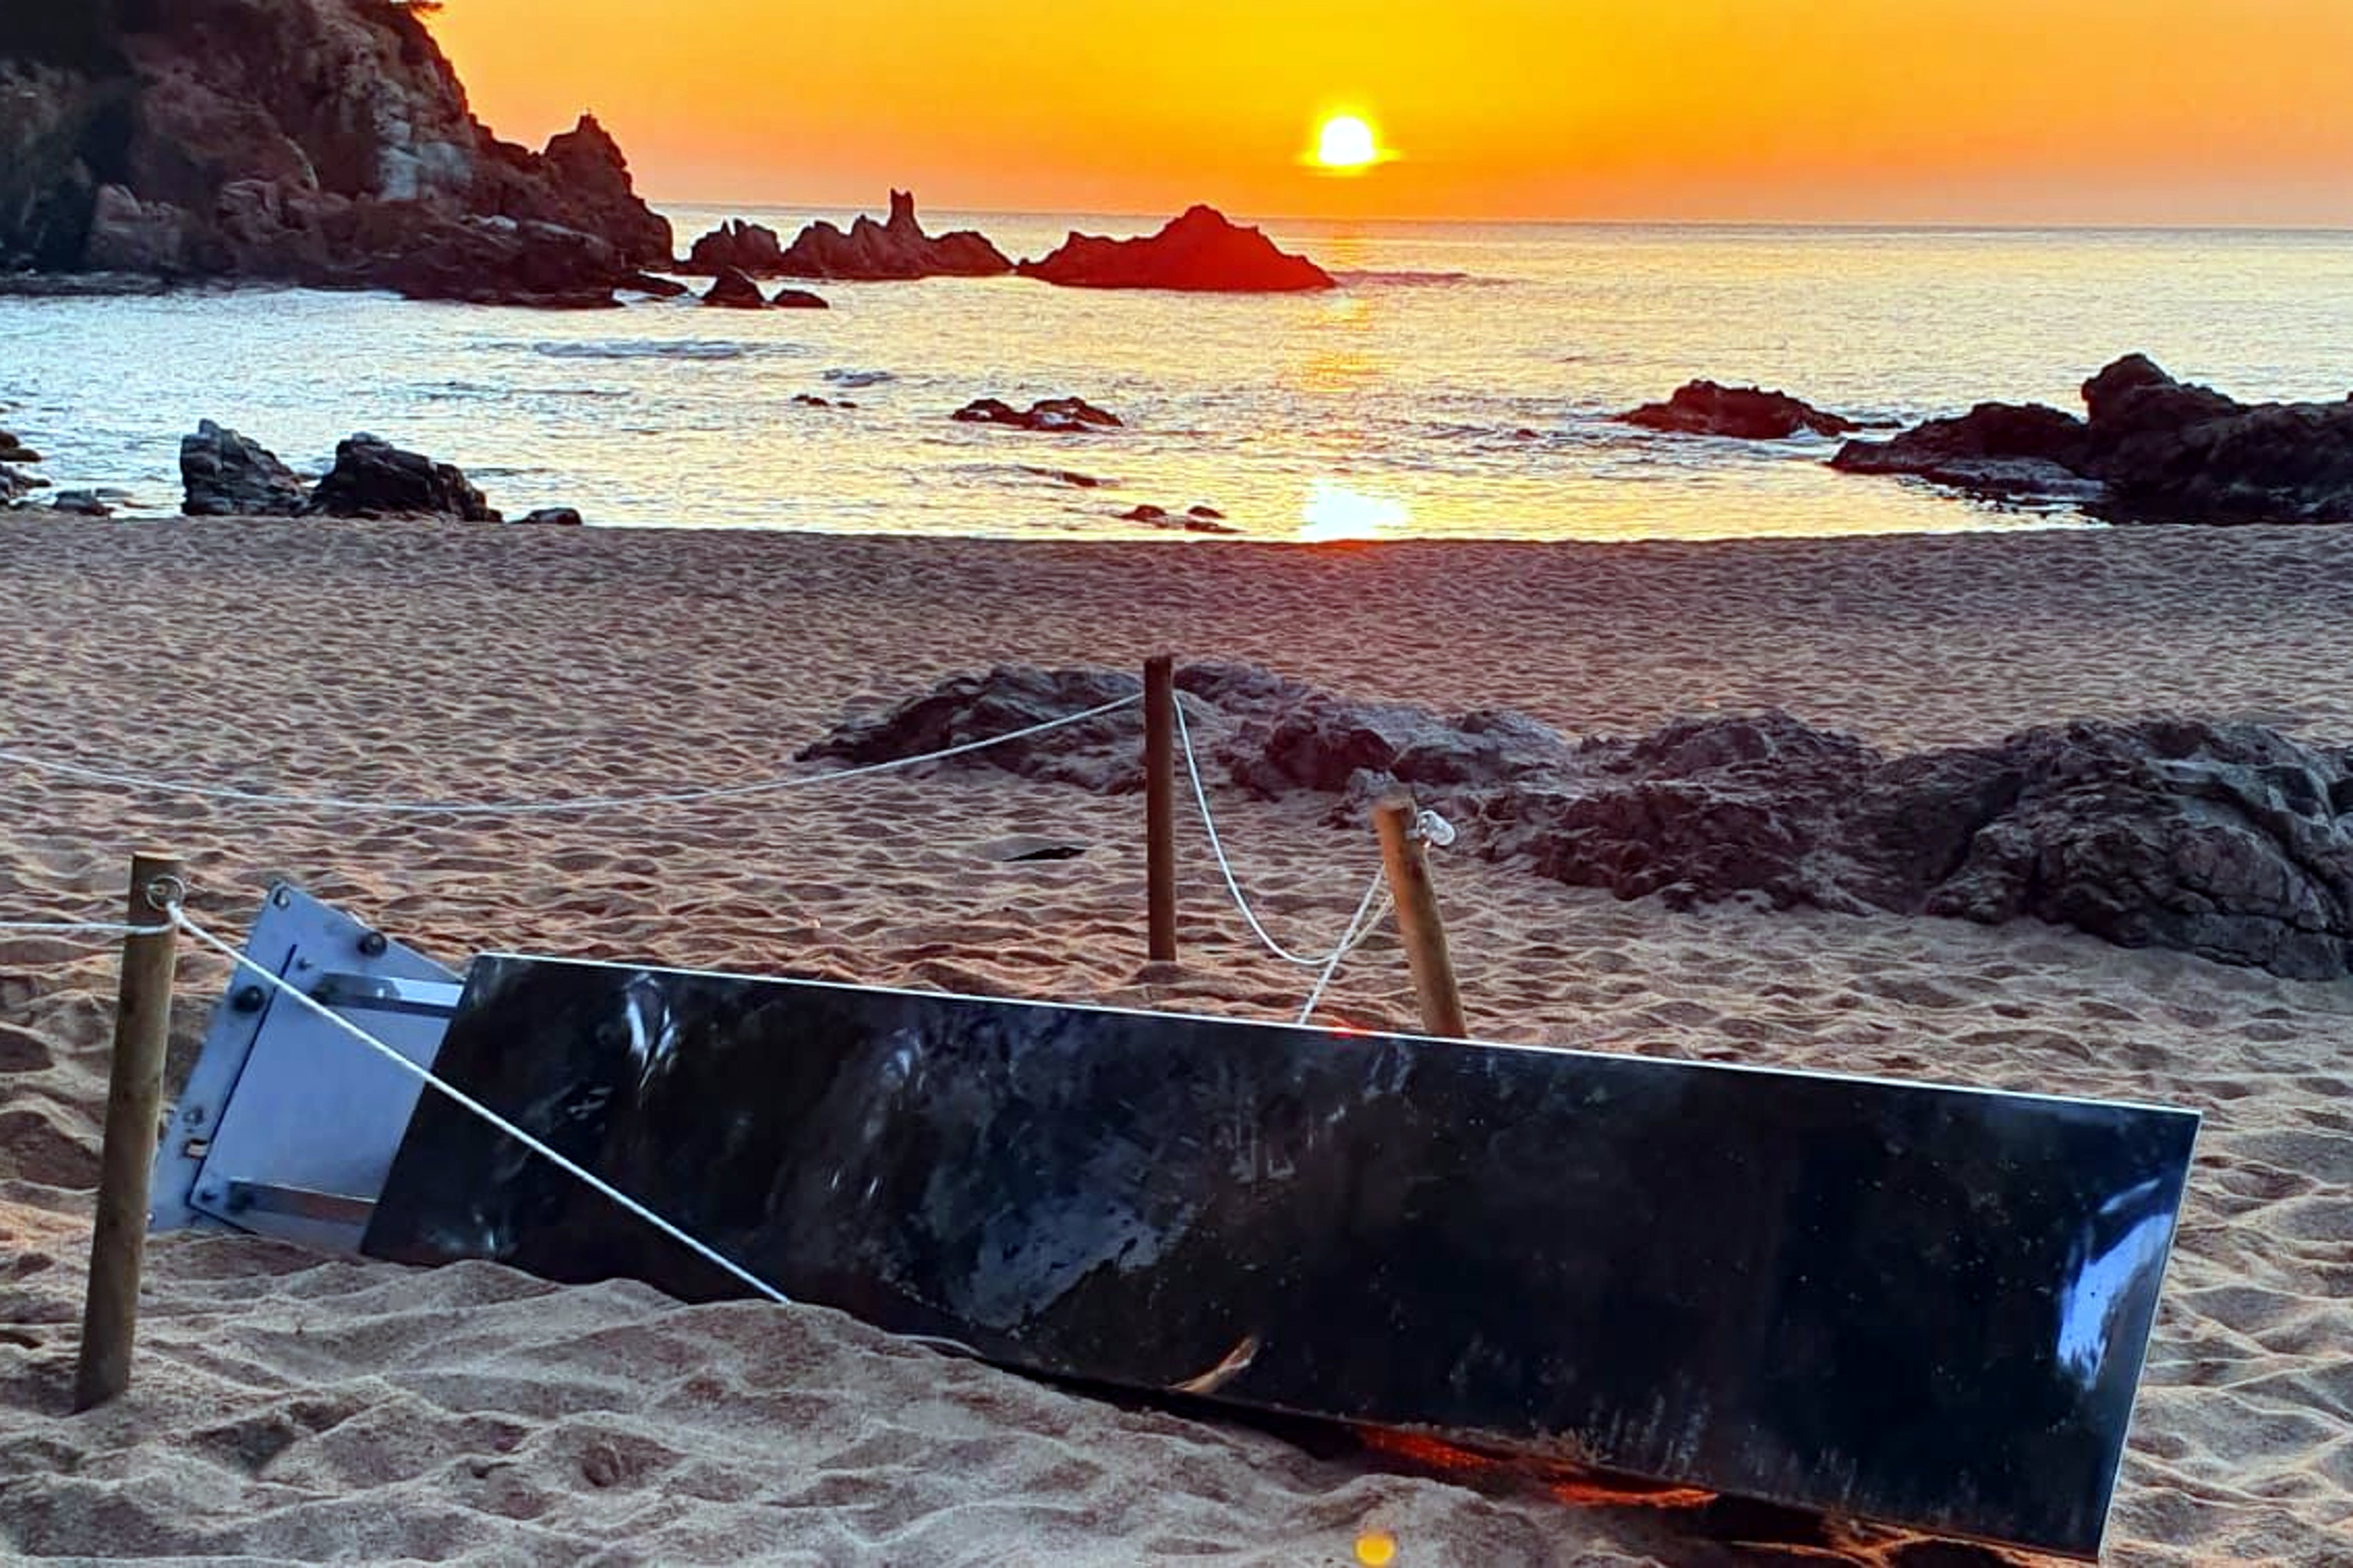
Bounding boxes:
357 931 388 957
231 984 268 1012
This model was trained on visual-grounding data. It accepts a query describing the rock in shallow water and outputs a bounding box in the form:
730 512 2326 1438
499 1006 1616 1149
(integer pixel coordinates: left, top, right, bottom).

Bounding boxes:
305 433 498 522
1618 381 1861 439
953 397 1121 432
181 420 307 516
1834 354 2353 524
805 664 2353 980
1017 205 1333 292
682 219 788 276
700 266 766 309
775 191 1012 281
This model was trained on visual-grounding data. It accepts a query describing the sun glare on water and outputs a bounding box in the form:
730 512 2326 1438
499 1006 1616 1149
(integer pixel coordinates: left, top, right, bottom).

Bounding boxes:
1314 115 1380 172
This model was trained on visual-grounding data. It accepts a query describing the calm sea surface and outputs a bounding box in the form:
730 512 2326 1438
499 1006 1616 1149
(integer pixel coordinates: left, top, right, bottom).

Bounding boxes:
3 212 2349 542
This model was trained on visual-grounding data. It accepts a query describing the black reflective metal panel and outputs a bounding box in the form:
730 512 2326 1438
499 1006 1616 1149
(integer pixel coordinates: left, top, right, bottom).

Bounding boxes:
363 957 2198 1558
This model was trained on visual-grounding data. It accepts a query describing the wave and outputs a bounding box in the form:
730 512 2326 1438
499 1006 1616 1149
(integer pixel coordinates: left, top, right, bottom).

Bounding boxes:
1330 269 1499 289
522 340 809 362
822 368 896 388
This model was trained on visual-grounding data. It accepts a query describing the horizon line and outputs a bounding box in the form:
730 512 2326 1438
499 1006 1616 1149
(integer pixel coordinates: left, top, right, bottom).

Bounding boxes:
644 199 2353 238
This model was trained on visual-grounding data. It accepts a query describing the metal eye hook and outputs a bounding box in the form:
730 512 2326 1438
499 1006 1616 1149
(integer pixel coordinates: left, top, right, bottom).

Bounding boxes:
143 874 189 914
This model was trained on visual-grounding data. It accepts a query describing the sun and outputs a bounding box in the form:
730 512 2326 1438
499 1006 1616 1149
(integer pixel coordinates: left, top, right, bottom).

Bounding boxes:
1314 115 1380 172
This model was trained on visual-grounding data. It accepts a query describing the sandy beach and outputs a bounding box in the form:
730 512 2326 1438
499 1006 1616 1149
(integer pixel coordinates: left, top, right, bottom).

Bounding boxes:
4 517 2351 1565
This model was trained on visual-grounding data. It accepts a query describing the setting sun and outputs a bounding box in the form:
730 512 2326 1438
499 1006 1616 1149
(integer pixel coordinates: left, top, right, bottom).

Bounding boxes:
1314 114 1380 171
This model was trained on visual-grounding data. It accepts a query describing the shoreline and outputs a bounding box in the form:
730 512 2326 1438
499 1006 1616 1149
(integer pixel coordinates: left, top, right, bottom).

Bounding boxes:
4 517 2350 1563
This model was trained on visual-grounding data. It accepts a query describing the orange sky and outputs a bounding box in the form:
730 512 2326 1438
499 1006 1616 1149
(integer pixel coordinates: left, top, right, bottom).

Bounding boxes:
431 1 2353 225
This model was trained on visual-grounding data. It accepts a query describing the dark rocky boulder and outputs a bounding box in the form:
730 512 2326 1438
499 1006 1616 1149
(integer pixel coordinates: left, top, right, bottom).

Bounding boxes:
181 419 307 516
1830 401 2100 504
776 191 1012 280
621 272 690 299
1018 205 1333 292
517 507 583 526
701 266 767 309
1834 355 2353 523
682 220 787 276
305 433 498 522
1618 381 1861 440
46 488 110 516
1119 504 1239 535
372 216 627 310
768 285 828 310
2 420 46 504
0 1 671 305
798 666 1148 793
953 397 1121 432
806 662 2353 980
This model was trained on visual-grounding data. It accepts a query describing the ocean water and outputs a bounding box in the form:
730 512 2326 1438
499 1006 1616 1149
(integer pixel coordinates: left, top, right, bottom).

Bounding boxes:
3 211 2349 542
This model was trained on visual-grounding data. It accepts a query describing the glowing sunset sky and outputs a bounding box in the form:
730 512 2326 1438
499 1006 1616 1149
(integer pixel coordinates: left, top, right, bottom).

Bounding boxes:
431 2 2353 225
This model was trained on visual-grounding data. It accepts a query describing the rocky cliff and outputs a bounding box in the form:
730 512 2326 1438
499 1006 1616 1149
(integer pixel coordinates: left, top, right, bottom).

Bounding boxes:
0 0 671 305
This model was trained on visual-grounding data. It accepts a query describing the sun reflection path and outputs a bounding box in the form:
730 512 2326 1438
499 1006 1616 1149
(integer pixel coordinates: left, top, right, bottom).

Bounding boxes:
1300 481 1411 543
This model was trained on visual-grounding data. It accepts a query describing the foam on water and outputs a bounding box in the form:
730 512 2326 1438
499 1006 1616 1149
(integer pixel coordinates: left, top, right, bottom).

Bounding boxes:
1 214 2347 540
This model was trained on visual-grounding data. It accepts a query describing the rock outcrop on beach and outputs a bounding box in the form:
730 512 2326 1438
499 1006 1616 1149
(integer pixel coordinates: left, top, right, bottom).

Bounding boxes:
769 285 828 310
773 192 1012 280
953 397 1122 432
180 420 307 516
682 220 787 276
810 664 2353 980
305 433 498 522
1835 355 2353 524
1017 206 1335 292
0 0 671 306
1619 381 1862 440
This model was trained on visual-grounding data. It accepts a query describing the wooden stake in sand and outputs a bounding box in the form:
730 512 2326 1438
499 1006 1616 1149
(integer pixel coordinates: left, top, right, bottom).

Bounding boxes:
1145 654 1178 962
1373 795 1467 1039
73 851 183 1413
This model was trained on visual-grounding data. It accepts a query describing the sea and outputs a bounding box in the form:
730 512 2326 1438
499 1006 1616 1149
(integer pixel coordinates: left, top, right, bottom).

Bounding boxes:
3 210 2349 542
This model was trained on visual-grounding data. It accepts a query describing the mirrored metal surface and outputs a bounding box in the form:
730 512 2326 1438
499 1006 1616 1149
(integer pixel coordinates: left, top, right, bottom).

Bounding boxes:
364 956 2198 1558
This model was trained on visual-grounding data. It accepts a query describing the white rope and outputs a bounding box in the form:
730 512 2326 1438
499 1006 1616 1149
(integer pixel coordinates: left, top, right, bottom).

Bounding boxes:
0 695 1140 819
1171 697 1387 970
1295 872 1391 1026
171 906 798 1307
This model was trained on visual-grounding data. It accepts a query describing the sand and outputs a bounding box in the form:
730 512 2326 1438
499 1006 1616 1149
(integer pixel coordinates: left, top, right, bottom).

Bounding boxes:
2 517 2349 1565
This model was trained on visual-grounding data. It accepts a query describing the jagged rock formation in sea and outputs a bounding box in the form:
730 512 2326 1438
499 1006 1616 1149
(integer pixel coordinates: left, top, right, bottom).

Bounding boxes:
1017 205 1333 292
0 0 671 306
1834 354 2353 524
806 663 2353 981
771 191 1012 280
